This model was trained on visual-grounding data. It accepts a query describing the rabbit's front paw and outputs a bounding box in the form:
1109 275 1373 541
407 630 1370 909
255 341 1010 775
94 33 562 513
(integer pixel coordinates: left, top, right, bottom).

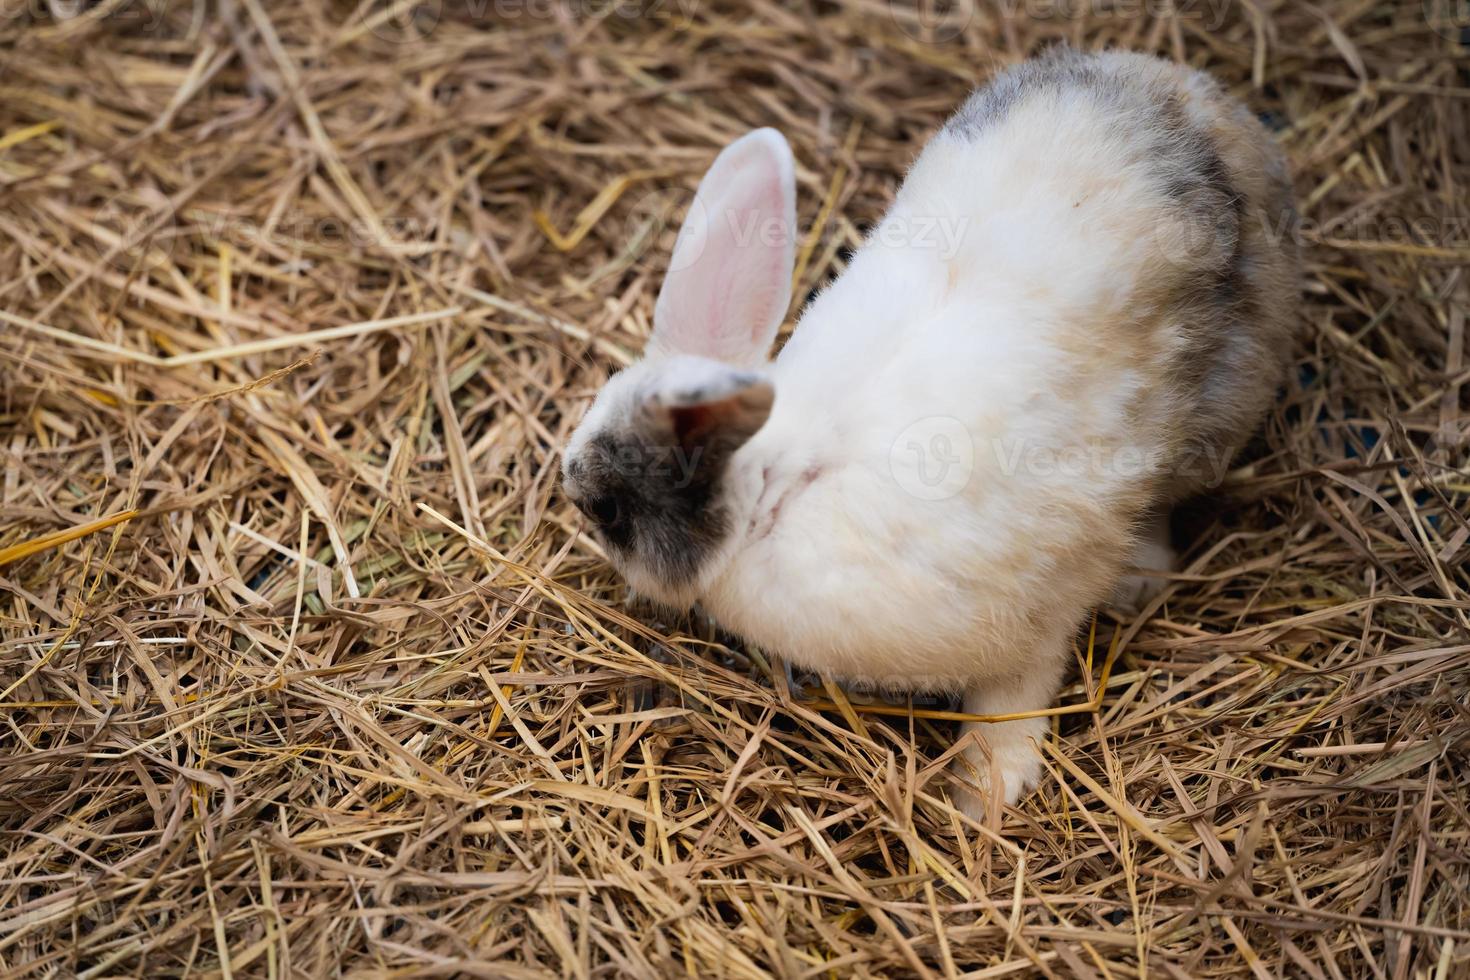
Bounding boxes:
951 718 1047 820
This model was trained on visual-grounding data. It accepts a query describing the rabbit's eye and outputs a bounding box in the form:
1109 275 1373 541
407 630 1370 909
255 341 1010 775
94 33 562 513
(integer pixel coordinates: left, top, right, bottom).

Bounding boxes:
586 495 620 526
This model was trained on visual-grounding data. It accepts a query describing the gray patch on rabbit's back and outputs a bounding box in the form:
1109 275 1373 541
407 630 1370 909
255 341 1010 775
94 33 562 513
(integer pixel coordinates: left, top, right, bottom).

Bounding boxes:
946 52 1255 342
574 429 731 586
1149 76 1300 496
944 48 1124 139
949 52 1244 230
944 49 1298 498
1152 91 1251 306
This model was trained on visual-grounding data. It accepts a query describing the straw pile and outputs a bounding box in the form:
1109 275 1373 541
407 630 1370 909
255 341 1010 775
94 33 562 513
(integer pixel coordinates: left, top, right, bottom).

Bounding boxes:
2 0 1467 975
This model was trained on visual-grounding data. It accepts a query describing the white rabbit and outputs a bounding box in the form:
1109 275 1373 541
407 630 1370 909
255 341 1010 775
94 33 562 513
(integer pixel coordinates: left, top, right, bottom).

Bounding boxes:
561 49 1299 815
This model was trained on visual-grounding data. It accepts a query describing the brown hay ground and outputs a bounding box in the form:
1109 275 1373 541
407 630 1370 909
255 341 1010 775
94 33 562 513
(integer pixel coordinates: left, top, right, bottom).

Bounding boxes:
2 0 1469 976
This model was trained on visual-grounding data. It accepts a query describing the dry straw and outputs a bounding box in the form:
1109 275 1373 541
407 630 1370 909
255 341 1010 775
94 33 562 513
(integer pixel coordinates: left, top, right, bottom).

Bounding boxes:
1 0 1468 976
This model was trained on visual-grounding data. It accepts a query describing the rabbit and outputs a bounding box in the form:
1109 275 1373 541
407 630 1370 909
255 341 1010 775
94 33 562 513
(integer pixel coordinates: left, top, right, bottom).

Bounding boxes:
561 48 1300 817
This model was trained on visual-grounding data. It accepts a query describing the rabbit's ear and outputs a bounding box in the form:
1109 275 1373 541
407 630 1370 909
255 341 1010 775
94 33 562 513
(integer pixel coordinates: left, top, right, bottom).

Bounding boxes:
637 359 775 458
650 129 796 368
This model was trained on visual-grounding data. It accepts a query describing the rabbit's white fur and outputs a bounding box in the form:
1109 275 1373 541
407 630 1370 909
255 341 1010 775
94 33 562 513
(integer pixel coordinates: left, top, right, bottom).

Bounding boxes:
563 50 1299 816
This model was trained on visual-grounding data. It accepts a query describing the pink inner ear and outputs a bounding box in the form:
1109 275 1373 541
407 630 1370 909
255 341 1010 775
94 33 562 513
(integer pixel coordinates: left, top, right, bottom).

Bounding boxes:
652 129 796 367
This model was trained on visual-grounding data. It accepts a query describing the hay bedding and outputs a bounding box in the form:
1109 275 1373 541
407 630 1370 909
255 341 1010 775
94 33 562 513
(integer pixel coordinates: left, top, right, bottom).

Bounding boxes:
0 0 1467 975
